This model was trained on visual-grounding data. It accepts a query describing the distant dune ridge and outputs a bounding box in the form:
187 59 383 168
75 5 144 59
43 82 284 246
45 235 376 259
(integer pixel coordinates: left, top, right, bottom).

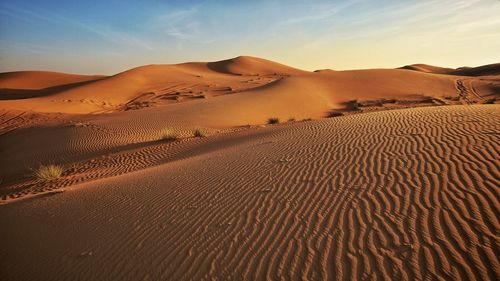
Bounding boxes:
0 56 498 114
0 70 105 89
0 56 499 280
400 63 500 77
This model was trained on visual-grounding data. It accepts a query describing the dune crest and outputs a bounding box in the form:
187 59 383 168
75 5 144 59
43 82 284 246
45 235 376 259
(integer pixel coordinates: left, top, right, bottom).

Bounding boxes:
207 55 307 76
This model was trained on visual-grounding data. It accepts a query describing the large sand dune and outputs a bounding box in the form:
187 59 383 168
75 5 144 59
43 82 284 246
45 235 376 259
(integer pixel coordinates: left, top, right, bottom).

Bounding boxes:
0 56 303 113
1 105 498 280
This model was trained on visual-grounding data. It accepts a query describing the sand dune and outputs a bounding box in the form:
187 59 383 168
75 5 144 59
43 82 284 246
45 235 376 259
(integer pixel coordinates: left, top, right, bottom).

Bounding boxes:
401 63 500 77
1 56 497 114
0 71 106 101
0 56 301 113
400 64 455 74
1 57 499 188
0 71 105 90
1 105 498 280
207 55 307 75
450 63 500 77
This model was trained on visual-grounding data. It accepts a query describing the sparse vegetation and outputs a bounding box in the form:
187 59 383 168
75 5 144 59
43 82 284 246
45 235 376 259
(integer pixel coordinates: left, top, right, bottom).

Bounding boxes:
160 128 178 141
358 100 383 107
346 100 360 111
288 117 296 122
193 127 206 137
328 111 343 118
268 117 280 124
35 164 63 181
482 98 496 104
443 96 460 101
72 122 90 128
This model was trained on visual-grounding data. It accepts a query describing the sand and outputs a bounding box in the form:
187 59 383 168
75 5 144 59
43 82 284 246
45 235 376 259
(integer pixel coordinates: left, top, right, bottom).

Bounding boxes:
401 63 500 77
1 57 498 184
0 56 499 280
1 105 499 280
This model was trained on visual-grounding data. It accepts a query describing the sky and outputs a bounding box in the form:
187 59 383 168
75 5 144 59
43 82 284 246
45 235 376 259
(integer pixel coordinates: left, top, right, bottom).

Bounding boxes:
0 0 499 74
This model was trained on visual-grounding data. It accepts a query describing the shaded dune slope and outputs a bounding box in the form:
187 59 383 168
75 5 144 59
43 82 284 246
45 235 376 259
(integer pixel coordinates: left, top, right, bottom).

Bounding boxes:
0 71 105 89
401 63 500 77
450 63 500 77
1 105 498 280
0 71 106 101
400 64 454 74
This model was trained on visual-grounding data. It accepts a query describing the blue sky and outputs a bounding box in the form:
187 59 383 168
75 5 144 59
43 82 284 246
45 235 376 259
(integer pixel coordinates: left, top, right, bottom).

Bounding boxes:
1 0 499 74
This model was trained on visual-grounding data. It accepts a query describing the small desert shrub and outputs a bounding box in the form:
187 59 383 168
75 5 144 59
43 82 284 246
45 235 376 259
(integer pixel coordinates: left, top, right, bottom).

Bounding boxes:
359 100 383 107
382 98 396 104
328 111 343 118
288 117 296 122
267 117 280 124
346 100 359 111
193 127 206 137
482 98 496 104
35 164 63 181
160 128 178 141
443 96 460 101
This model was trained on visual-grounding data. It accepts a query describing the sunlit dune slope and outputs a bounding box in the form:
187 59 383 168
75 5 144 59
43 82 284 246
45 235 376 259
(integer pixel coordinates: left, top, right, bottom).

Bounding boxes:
207 55 307 75
0 56 302 113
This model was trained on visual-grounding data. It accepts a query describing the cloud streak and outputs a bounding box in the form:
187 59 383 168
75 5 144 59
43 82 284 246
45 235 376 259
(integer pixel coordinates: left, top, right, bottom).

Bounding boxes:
152 5 214 45
0 2 153 50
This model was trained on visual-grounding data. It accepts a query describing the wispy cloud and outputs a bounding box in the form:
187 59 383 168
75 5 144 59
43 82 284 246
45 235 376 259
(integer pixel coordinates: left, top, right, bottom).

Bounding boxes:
153 5 214 44
299 0 499 47
0 2 153 50
277 0 361 26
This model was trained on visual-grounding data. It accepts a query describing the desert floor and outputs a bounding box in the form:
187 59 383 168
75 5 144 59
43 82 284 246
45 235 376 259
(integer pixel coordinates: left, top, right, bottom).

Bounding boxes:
0 57 499 280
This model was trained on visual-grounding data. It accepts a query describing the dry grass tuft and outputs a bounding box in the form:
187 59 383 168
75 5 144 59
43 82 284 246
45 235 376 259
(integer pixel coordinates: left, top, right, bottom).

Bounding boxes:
267 117 280 124
35 165 63 181
193 128 206 137
160 128 178 141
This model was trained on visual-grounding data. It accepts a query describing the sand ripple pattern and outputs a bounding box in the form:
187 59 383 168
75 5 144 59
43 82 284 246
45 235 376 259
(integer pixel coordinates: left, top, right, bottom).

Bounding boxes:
0 105 499 281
